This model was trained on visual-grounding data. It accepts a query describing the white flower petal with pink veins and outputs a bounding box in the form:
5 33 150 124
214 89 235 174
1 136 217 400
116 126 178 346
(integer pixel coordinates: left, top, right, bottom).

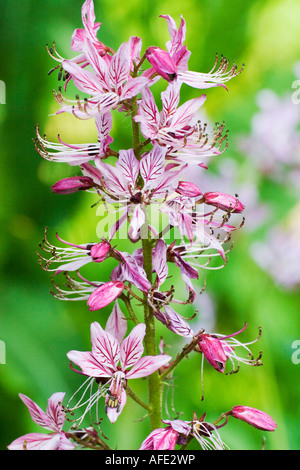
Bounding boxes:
125 354 172 379
8 432 62 451
120 324 146 370
90 322 121 370
19 394 57 431
67 350 113 378
105 389 127 424
152 239 168 287
129 204 146 240
116 149 140 189
105 301 128 344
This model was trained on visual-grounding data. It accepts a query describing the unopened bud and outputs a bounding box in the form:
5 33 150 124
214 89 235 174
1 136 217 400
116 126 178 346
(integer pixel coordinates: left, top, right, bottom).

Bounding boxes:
51 176 94 195
145 46 177 81
229 406 277 431
87 281 125 311
176 181 203 198
196 334 227 373
203 192 244 213
90 241 111 262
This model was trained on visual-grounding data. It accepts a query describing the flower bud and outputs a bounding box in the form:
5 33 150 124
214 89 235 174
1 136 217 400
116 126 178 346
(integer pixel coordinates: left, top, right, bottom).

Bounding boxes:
90 241 111 262
176 181 203 198
145 46 177 81
196 334 227 373
203 192 244 213
87 281 125 311
51 176 94 194
229 406 277 431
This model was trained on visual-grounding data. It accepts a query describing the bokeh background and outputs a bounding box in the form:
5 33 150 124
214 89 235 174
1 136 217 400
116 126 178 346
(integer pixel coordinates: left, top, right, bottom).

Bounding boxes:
1 0 300 450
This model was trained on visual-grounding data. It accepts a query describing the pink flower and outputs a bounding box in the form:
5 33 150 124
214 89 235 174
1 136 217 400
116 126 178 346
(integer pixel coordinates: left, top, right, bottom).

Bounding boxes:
94 143 186 240
38 229 111 274
67 311 171 423
57 37 150 119
176 181 203 198
51 176 94 194
35 112 113 165
140 417 228 450
134 82 225 166
203 191 245 213
71 0 113 57
35 113 113 166
196 323 263 373
229 406 277 431
87 281 125 311
145 15 243 91
8 393 74 450
140 420 191 450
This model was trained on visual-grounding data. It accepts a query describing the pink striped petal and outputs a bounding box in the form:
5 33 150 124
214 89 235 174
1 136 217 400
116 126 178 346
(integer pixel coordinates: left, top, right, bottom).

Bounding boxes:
152 239 168 287
19 394 53 431
169 95 206 130
140 143 166 187
120 324 146 370
105 301 127 343
90 321 120 369
121 76 152 100
126 354 171 379
67 350 112 378
156 306 194 338
46 392 66 432
105 389 127 424
62 60 103 95
8 432 61 451
140 427 178 450
230 406 277 431
87 281 125 311
161 82 181 124
109 42 131 90
116 149 140 188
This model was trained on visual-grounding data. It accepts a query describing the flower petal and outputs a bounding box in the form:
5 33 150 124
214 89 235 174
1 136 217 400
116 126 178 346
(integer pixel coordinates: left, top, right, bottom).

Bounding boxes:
116 149 140 188
90 321 120 370
67 350 112 377
126 354 171 379
87 281 125 311
8 433 61 451
152 239 168 287
46 392 66 432
120 323 146 370
105 301 128 344
19 394 53 431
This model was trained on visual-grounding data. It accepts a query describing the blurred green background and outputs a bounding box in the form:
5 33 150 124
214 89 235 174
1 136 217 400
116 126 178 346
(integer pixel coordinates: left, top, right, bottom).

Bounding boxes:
1 0 300 450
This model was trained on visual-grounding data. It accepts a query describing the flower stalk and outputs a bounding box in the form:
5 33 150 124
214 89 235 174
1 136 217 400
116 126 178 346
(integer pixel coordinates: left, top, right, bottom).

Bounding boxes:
8 0 277 451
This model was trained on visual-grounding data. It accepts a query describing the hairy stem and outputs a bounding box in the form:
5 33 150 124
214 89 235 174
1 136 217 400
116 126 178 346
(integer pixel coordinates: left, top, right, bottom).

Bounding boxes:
141 209 162 431
160 335 201 382
125 384 151 412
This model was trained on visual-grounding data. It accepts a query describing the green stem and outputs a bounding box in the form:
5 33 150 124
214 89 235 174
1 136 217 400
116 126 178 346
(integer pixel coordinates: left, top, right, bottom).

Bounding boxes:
160 335 200 382
131 96 142 161
119 293 140 325
125 384 151 412
129 91 161 430
141 209 162 431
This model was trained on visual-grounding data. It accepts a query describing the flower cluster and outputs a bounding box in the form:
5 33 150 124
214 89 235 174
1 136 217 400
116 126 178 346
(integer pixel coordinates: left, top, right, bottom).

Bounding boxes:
9 0 276 451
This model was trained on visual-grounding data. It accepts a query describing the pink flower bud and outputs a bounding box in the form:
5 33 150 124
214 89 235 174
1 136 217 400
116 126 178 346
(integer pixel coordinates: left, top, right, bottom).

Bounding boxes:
87 281 125 311
145 46 177 81
90 241 111 262
51 176 94 194
203 192 244 213
230 406 277 431
176 181 203 198
196 334 227 373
